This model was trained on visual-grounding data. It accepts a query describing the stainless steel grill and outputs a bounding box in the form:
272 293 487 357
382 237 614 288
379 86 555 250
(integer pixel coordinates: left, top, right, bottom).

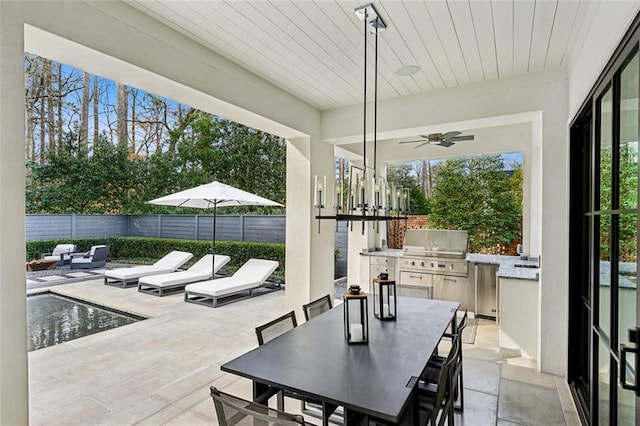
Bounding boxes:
398 230 470 307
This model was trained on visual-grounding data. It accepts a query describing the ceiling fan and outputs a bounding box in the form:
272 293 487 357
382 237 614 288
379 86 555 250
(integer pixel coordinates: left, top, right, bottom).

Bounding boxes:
399 131 475 148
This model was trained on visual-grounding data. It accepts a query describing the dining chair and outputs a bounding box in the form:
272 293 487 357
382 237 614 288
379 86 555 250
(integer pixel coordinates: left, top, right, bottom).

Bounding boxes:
302 294 333 321
422 309 468 412
416 336 458 425
255 311 298 346
210 386 310 426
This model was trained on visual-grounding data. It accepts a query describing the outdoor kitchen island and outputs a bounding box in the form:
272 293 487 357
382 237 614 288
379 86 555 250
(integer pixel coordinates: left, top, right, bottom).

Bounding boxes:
359 249 541 367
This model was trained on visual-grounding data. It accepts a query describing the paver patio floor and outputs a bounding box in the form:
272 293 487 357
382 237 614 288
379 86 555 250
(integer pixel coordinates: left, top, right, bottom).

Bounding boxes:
27 279 579 425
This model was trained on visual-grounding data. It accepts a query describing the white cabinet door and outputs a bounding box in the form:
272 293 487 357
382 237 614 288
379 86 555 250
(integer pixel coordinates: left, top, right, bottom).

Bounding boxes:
433 275 471 311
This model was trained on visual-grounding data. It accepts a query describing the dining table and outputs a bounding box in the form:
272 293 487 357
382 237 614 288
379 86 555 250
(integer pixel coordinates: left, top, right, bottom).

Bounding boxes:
221 296 460 425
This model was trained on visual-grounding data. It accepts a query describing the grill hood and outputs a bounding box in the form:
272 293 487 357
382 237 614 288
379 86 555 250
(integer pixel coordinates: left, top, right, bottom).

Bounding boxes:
402 229 468 258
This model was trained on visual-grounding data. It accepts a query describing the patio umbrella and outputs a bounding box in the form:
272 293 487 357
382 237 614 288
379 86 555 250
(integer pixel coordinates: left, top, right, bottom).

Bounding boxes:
147 181 283 270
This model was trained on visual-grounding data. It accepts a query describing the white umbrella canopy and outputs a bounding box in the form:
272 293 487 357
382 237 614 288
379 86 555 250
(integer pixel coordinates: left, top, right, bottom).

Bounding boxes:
147 181 283 265
147 181 283 209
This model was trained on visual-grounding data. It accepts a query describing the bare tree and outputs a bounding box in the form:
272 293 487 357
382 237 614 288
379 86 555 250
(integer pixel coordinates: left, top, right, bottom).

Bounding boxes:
116 82 128 148
43 58 55 153
80 71 90 156
93 74 99 143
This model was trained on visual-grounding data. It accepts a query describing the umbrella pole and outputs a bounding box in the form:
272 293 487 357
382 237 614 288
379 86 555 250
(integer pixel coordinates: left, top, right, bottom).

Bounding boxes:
212 202 217 275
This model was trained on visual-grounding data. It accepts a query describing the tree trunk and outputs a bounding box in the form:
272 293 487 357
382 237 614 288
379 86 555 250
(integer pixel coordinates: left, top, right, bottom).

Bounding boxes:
117 82 128 148
421 160 428 197
93 74 99 142
167 107 196 154
44 58 55 153
130 88 136 153
56 63 63 149
81 71 90 156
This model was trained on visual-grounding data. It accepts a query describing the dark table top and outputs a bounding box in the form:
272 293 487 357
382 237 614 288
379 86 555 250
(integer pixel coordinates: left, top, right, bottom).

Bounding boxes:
221 297 459 423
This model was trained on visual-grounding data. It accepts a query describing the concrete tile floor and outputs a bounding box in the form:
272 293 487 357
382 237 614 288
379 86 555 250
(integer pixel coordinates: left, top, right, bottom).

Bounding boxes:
27 280 580 425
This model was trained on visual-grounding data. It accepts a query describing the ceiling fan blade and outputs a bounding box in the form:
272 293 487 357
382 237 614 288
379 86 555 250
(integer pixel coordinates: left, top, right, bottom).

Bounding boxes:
399 139 426 144
451 135 475 141
414 142 430 149
439 140 455 148
441 131 461 140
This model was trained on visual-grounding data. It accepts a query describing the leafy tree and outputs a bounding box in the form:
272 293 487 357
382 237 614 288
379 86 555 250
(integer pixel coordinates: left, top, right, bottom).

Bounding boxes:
429 156 521 253
26 131 134 213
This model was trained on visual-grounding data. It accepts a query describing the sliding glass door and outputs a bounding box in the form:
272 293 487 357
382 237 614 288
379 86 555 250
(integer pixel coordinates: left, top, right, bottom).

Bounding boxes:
569 22 640 425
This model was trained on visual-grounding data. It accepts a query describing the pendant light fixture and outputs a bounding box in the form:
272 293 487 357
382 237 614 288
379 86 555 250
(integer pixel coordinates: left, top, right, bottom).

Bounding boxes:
314 3 409 234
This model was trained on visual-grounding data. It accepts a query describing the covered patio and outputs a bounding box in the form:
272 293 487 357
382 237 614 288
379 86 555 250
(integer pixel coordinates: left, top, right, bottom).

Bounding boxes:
1 1 640 423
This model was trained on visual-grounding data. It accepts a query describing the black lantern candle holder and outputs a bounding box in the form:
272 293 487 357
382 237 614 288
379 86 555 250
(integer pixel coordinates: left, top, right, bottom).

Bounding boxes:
373 277 397 321
344 287 368 344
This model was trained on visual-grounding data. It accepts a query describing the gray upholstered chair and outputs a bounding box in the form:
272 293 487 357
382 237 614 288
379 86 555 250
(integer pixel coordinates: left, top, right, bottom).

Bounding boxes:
70 245 109 269
41 244 77 266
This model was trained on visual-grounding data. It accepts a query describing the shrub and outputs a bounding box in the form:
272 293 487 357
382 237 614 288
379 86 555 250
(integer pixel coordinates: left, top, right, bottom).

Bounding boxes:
27 237 286 282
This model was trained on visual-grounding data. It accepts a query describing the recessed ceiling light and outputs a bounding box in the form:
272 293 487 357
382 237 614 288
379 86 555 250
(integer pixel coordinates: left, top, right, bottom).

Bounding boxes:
396 65 420 76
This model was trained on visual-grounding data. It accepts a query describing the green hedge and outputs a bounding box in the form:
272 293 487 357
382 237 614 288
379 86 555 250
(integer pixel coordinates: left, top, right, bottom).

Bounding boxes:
27 237 286 281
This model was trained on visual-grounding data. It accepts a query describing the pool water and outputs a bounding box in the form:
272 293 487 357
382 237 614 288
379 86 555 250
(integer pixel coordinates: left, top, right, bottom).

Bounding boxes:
27 293 145 351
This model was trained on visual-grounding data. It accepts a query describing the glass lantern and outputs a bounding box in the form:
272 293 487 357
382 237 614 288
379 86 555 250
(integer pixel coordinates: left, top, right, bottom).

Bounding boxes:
343 290 368 344
373 277 397 321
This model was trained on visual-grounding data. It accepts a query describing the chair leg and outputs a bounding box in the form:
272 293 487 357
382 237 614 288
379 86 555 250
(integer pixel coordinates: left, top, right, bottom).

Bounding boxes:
458 367 464 412
277 390 284 411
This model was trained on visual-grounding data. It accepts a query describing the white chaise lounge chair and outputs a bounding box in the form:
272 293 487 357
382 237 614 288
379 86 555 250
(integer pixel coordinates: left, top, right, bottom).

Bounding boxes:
184 258 280 307
104 250 193 288
137 254 231 297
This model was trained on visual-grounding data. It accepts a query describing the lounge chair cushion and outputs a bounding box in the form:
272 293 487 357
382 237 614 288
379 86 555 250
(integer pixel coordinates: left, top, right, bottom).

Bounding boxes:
138 255 230 288
42 244 77 262
105 251 193 280
185 259 278 297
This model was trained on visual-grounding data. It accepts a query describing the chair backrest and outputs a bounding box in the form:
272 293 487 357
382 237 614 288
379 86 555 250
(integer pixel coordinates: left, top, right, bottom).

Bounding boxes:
210 386 306 426
302 294 333 321
256 311 297 346
233 259 279 282
90 245 109 262
429 336 458 425
52 244 76 256
457 309 468 335
152 251 193 269
187 254 231 275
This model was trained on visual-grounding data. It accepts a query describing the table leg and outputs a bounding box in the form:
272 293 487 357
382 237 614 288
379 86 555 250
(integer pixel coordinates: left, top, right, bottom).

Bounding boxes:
343 407 366 426
252 381 280 406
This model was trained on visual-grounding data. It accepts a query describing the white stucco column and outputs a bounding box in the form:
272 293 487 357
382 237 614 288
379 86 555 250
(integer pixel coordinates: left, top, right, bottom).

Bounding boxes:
0 4 29 424
286 135 335 317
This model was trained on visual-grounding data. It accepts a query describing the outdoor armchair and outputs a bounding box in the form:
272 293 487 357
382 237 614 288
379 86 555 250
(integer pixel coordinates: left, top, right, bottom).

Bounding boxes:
41 244 77 266
70 245 109 269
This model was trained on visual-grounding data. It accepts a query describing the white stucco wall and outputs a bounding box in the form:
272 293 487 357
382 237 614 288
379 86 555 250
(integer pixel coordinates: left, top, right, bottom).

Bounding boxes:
0 4 28 425
568 1 640 120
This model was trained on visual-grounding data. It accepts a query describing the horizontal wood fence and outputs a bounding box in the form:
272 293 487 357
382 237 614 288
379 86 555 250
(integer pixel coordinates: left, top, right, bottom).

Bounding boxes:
26 214 347 276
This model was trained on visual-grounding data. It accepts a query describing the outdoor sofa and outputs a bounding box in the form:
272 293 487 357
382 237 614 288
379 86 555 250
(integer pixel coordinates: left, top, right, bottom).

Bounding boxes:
103 250 193 288
184 258 279 307
137 254 230 297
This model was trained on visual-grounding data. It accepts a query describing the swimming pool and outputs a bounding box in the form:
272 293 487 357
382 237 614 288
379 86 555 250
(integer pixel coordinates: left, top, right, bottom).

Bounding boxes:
27 292 146 351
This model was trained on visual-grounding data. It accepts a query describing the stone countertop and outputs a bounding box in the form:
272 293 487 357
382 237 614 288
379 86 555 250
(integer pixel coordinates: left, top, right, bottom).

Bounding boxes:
359 249 404 257
467 254 539 281
361 250 540 281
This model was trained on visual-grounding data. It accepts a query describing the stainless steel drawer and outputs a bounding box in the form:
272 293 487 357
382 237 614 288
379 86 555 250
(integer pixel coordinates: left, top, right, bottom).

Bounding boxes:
370 256 394 266
399 271 432 287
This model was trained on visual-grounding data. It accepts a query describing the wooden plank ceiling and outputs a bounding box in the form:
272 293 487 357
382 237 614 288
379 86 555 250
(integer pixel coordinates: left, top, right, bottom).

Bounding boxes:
127 0 596 111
